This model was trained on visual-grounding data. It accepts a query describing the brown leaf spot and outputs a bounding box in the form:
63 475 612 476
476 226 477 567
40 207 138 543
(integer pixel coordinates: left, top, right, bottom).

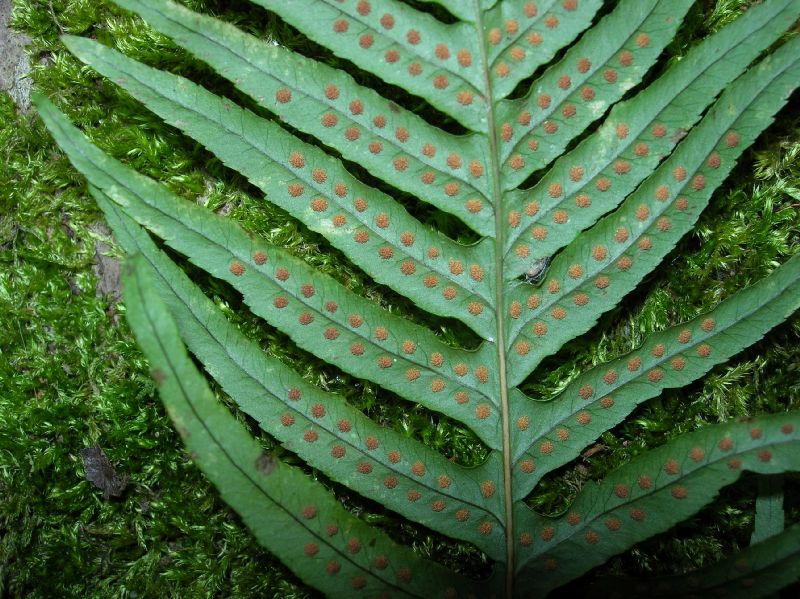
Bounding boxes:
457 91 474 105
595 177 611 192
614 160 630 175
380 13 395 29
670 356 686 370
433 75 449 89
566 512 581 525
725 131 740 147
689 447 705 462
537 94 551 110
480 481 495 498
287 183 304 197
629 508 645 521
671 485 688 499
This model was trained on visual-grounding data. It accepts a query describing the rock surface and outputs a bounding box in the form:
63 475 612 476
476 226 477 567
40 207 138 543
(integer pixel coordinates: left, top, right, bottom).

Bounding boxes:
0 0 32 111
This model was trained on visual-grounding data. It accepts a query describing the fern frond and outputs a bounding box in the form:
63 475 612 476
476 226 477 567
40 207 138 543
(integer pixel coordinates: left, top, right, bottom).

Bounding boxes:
34 0 800 596
590 521 800 598
512 252 800 494
506 36 800 378
515 410 800 594
122 253 489 598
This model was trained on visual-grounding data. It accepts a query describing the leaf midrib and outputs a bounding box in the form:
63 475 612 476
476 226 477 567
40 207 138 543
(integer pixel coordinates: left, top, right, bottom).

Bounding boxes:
473 1 515 595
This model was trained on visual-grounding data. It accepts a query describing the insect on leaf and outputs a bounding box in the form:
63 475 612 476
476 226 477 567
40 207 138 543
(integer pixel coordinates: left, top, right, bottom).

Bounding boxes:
34 0 800 596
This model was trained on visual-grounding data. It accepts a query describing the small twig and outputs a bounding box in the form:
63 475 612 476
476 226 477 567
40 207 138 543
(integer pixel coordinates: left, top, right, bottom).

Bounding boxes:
48 1 65 35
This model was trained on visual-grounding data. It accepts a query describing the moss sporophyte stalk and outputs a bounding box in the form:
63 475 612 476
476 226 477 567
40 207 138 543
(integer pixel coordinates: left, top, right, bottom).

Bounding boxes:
27 0 800 596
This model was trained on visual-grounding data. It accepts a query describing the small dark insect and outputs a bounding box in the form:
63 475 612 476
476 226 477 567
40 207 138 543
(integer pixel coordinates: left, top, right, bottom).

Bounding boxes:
522 257 550 285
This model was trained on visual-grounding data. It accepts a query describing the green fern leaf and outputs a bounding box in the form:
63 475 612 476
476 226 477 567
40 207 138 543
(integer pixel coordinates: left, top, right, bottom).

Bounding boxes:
33 0 800 596
121 252 489 598
591 521 800 598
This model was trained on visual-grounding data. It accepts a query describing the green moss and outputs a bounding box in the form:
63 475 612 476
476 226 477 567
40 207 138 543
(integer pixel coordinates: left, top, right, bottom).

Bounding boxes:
1 0 798 596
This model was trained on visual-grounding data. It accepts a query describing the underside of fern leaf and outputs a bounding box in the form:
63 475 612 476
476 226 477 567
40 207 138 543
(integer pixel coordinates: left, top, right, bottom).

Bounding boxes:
34 0 800 596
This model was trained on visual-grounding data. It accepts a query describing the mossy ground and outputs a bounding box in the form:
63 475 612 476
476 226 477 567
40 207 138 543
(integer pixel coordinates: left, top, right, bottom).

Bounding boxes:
0 0 798 597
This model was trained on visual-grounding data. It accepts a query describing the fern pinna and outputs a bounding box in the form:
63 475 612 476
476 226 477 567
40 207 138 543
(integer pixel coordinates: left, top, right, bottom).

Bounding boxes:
34 0 800 596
